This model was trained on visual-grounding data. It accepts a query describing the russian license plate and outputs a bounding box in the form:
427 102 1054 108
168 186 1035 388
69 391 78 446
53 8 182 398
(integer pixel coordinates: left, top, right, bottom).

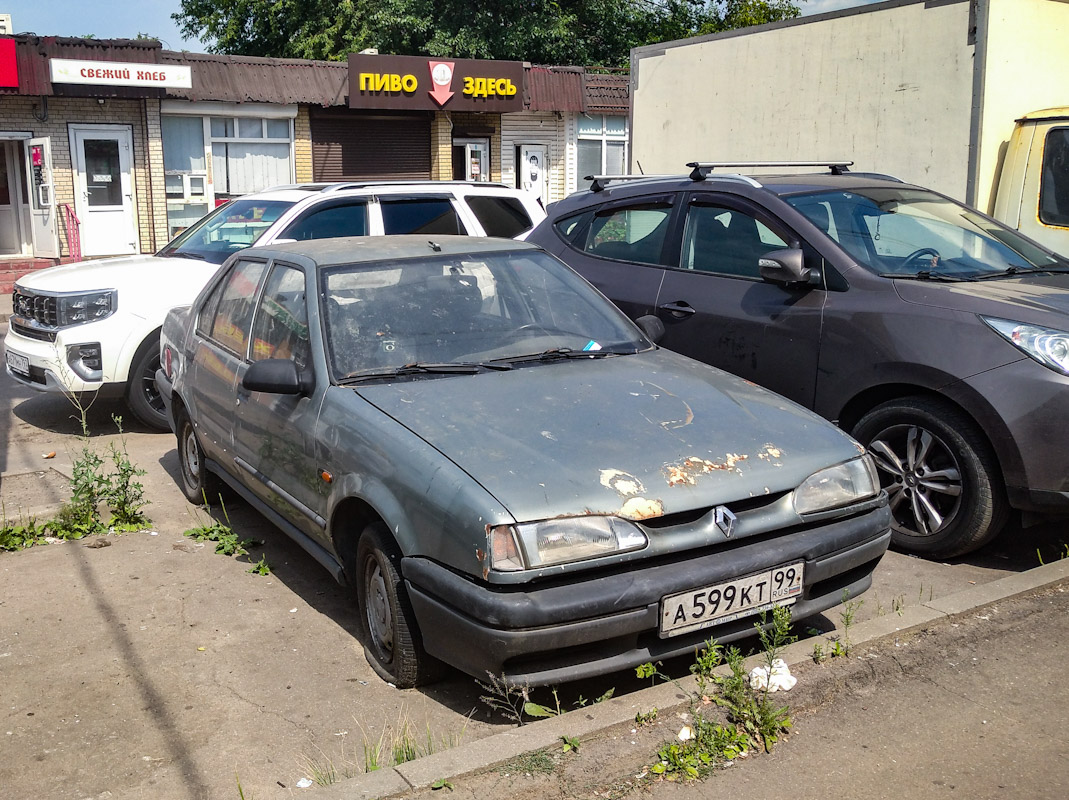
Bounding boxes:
5 349 30 376
660 562 804 638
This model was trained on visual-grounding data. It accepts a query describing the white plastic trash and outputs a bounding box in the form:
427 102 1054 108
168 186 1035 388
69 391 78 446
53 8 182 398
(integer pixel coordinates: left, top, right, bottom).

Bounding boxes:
748 658 797 692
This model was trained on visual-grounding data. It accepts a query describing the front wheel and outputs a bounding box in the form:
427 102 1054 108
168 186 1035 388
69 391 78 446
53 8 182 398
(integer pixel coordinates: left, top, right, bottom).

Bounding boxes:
126 337 170 431
175 409 222 505
852 397 1007 558
353 523 442 688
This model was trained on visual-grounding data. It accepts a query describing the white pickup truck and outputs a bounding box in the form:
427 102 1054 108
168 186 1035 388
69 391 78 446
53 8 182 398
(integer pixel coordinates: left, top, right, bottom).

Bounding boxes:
4 181 545 429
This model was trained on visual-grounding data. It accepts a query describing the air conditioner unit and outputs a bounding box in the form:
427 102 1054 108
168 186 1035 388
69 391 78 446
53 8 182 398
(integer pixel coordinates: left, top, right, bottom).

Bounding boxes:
0 15 12 36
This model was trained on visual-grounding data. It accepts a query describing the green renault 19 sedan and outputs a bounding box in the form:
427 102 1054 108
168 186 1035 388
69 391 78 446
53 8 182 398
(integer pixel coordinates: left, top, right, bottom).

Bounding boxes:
156 236 891 688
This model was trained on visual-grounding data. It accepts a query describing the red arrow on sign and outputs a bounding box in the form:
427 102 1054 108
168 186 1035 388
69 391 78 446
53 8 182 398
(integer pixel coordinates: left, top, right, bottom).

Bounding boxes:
428 60 455 107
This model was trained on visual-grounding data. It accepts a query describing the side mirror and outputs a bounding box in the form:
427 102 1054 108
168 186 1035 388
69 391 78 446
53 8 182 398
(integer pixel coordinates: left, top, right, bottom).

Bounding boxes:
635 314 665 344
242 359 309 396
759 248 811 285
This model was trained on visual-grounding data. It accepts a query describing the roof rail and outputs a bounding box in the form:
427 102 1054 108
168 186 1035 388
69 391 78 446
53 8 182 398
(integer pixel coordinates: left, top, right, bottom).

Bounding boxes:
687 161 855 180
320 180 511 193
586 174 676 192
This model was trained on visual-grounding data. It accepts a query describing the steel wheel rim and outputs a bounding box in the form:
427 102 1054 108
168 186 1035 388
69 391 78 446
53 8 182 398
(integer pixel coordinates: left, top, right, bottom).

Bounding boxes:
868 423 963 538
365 560 394 657
182 427 201 486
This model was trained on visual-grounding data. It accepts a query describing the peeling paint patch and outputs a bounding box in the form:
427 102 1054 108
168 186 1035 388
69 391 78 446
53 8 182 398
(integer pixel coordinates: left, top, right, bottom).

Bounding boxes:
664 454 749 486
600 468 646 497
757 444 784 463
618 497 665 521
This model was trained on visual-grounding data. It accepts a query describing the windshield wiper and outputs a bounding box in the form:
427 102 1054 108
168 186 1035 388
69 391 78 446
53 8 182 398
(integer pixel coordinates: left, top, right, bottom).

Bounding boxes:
882 270 975 282
338 361 513 384
973 264 1069 280
165 251 206 260
491 347 629 365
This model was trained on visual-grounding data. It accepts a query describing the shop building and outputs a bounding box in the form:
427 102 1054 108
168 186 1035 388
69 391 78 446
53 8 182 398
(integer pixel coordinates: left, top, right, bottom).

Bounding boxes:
0 34 628 291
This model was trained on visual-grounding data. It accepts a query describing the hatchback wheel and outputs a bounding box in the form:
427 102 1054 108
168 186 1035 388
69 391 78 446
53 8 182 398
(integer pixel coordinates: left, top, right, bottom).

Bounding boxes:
852 397 1007 558
353 523 441 688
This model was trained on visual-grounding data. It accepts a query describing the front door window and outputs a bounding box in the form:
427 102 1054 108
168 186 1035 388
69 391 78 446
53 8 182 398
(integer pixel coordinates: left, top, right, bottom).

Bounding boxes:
84 139 122 207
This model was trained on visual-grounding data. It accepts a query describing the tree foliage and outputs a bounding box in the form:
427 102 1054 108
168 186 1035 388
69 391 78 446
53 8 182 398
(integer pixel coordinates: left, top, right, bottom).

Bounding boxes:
173 0 803 66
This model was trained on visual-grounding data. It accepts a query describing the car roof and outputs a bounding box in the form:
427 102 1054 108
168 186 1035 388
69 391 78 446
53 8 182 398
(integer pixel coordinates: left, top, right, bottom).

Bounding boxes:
553 170 917 211
241 235 541 267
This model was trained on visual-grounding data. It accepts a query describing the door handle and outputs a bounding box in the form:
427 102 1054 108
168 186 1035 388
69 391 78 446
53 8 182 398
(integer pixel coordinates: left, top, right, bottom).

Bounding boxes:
658 301 697 316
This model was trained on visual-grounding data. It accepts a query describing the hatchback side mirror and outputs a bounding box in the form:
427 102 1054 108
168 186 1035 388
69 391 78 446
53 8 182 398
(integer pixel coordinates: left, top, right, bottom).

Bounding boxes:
242 358 309 395
759 248 811 285
635 314 665 344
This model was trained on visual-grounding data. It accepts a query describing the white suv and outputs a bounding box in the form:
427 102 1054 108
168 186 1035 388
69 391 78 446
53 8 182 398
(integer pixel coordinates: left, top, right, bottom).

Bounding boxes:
5 182 545 429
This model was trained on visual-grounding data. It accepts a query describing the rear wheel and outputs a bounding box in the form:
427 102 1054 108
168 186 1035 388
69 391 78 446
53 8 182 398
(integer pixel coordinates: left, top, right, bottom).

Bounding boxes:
126 336 170 431
352 523 442 687
852 397 1007 558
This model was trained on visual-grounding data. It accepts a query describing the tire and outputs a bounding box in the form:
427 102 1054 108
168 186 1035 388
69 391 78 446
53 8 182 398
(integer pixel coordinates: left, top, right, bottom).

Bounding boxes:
175 408 223 505
352 523 442 688
125 336 170 431
852 397 1008 558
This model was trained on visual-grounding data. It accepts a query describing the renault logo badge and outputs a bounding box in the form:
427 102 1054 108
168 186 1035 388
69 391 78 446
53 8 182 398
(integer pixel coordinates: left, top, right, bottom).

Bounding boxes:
715 506 738 538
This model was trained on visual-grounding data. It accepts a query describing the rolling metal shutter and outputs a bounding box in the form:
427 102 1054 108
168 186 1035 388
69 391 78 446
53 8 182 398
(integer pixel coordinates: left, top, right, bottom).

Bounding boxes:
310 107 431 181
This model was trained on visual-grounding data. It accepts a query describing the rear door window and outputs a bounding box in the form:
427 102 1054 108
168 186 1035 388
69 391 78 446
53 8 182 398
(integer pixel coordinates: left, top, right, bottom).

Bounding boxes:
581 202 673 265
466 195 533 237
380 198 463 235
281 201 368 240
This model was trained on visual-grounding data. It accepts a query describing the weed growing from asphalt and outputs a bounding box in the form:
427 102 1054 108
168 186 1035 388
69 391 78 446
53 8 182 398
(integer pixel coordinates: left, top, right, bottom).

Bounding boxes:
478 673 615 723
1036 542 1069 564
640 604 797 782
247 554 272 575
184 499 262 558
560 735 581 753
0 505 47 551
105 415 150 530
430 778 454 791
839 590 864 652
635 708 659 726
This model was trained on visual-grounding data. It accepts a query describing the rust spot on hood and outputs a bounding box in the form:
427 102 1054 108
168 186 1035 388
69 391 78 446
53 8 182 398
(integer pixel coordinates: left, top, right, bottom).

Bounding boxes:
664 454 749 487
618 497 665 521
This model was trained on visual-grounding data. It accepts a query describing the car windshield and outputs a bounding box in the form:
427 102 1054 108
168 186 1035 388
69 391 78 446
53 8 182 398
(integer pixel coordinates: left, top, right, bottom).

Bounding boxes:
784 188 1063 278
158 199 295 264
320 250 650 380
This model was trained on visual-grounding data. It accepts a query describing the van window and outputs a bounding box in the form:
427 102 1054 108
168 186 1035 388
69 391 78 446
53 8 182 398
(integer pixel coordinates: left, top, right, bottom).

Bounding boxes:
1039 128 1069 227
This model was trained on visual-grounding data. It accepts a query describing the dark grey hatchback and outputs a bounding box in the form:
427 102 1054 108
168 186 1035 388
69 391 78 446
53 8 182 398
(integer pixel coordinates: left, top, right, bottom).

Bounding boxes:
528 165 1069 559
157 236 890 687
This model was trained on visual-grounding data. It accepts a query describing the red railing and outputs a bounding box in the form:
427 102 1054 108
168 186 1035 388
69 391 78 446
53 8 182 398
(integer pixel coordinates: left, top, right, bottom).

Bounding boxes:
62 204 82 262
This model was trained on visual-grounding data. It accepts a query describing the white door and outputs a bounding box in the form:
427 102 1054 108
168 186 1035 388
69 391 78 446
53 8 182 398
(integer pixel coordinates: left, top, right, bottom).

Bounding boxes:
454 138 490 182
519 144 549 205
71 125 138 257
24 137 59 259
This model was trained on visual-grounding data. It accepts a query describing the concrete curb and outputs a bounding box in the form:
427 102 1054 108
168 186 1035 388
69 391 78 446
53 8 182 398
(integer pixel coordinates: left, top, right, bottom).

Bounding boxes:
321 558 1069 798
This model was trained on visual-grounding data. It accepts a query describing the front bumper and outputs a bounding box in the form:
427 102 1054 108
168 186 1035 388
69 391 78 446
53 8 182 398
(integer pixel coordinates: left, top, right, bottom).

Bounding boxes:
956 358 1069 513
3 319 132 395
404 502 891 685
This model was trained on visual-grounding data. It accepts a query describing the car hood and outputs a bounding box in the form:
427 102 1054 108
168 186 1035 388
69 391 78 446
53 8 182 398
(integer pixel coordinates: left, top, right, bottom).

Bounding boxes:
894 272 1069 326
355 349 863 523
15 254 214 294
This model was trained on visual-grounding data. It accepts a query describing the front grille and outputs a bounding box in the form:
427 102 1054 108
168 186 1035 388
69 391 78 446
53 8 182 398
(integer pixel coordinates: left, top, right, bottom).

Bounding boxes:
11 289 59 340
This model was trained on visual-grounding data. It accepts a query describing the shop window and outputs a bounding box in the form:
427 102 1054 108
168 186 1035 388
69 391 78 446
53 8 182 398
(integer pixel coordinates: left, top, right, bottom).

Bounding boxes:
210 116 294 199
577 115 628 190
163 115 210 238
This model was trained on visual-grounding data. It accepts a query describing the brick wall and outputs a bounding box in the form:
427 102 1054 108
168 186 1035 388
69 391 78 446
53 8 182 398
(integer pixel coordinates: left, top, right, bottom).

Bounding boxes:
294 106 313 183
0 95 168 259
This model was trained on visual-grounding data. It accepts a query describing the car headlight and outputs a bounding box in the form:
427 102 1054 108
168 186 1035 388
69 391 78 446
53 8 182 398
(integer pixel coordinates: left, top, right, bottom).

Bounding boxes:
57 290 117 327
793 456 879 515
982 316 1069 375
488 516 648 571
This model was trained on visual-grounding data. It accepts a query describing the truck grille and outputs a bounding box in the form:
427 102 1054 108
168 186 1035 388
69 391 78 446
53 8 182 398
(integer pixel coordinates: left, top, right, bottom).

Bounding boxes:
11 289 59 341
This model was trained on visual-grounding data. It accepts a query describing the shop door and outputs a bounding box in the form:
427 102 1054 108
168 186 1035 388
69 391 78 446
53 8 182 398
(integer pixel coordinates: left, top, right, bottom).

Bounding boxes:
23 137 59 258
453 138 490 182
71 126 138 257
518 144 549 205
0 141 21 254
